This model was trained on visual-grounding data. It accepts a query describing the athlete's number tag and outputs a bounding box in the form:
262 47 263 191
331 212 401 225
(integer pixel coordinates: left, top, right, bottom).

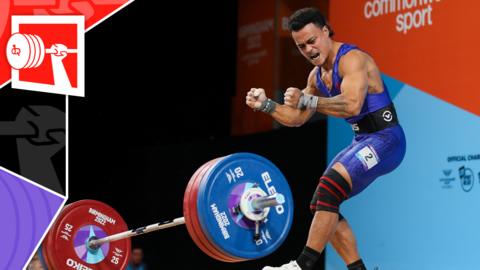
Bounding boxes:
356 145 379 170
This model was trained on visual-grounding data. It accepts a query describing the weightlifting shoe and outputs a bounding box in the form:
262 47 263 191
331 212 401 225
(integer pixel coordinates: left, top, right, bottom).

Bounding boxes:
262 260 302 270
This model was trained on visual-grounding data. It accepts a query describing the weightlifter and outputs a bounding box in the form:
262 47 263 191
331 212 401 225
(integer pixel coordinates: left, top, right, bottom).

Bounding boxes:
245 7 406 270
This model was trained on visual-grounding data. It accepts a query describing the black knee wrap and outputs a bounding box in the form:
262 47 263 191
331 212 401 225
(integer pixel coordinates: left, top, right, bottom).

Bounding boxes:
310 169 351 214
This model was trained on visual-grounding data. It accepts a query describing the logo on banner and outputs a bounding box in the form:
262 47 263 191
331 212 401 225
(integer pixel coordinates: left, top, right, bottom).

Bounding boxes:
458 166 474 193
439 169 455 189
6 16 84 96
440 154 480 192
363 0 443 34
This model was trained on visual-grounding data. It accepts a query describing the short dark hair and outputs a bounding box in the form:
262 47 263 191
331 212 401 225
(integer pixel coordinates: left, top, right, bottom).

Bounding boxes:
288 7 334 36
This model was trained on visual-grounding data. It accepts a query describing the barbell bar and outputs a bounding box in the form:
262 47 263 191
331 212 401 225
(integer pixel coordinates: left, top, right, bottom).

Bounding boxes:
39 153 294 269
88 193 284 249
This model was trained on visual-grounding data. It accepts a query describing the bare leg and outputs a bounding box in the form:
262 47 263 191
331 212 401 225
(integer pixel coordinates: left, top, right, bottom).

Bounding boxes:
263 162 356 270
328 163 364 268
330 219 361 265
306 162 352 253
306 211 339 252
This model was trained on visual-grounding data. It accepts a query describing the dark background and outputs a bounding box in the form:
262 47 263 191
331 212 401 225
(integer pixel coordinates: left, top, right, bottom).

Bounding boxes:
0 89 66 192
65 0 329 269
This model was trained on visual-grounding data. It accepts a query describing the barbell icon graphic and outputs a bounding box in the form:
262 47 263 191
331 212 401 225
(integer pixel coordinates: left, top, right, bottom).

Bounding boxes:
6 33 77 70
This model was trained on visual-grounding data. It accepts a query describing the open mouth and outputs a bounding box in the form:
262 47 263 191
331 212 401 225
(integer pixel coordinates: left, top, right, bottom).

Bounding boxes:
310 53 320 61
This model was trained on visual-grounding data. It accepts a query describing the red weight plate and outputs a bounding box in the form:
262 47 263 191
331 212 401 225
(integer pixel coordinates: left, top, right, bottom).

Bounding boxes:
184 158 235 262
43 202 78 270
184 157 244 262
44 200 131 270
189 159 245 262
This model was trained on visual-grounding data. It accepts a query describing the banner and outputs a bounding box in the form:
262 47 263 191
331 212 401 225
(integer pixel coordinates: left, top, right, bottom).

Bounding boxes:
232 0 276 135
232 0 329 135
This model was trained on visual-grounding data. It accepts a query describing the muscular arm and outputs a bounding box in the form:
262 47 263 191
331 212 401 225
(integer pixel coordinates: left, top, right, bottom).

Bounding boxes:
315 51 368 118
270 68 320 127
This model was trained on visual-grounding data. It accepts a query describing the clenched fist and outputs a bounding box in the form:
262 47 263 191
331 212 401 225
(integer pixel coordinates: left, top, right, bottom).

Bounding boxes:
246 88 267 110
283 87 303 108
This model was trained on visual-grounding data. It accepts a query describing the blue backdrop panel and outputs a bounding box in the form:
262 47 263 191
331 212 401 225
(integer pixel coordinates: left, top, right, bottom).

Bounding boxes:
326 77 480 270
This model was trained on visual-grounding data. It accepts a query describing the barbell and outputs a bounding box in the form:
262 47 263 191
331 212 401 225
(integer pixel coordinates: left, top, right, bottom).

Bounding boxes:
6 33 77 70
38 153 294 269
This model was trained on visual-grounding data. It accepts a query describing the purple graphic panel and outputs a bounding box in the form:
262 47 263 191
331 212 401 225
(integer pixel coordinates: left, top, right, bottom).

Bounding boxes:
0 168 65 269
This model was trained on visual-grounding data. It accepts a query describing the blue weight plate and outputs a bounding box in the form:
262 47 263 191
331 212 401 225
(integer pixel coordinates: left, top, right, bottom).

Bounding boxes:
196 152 293 260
